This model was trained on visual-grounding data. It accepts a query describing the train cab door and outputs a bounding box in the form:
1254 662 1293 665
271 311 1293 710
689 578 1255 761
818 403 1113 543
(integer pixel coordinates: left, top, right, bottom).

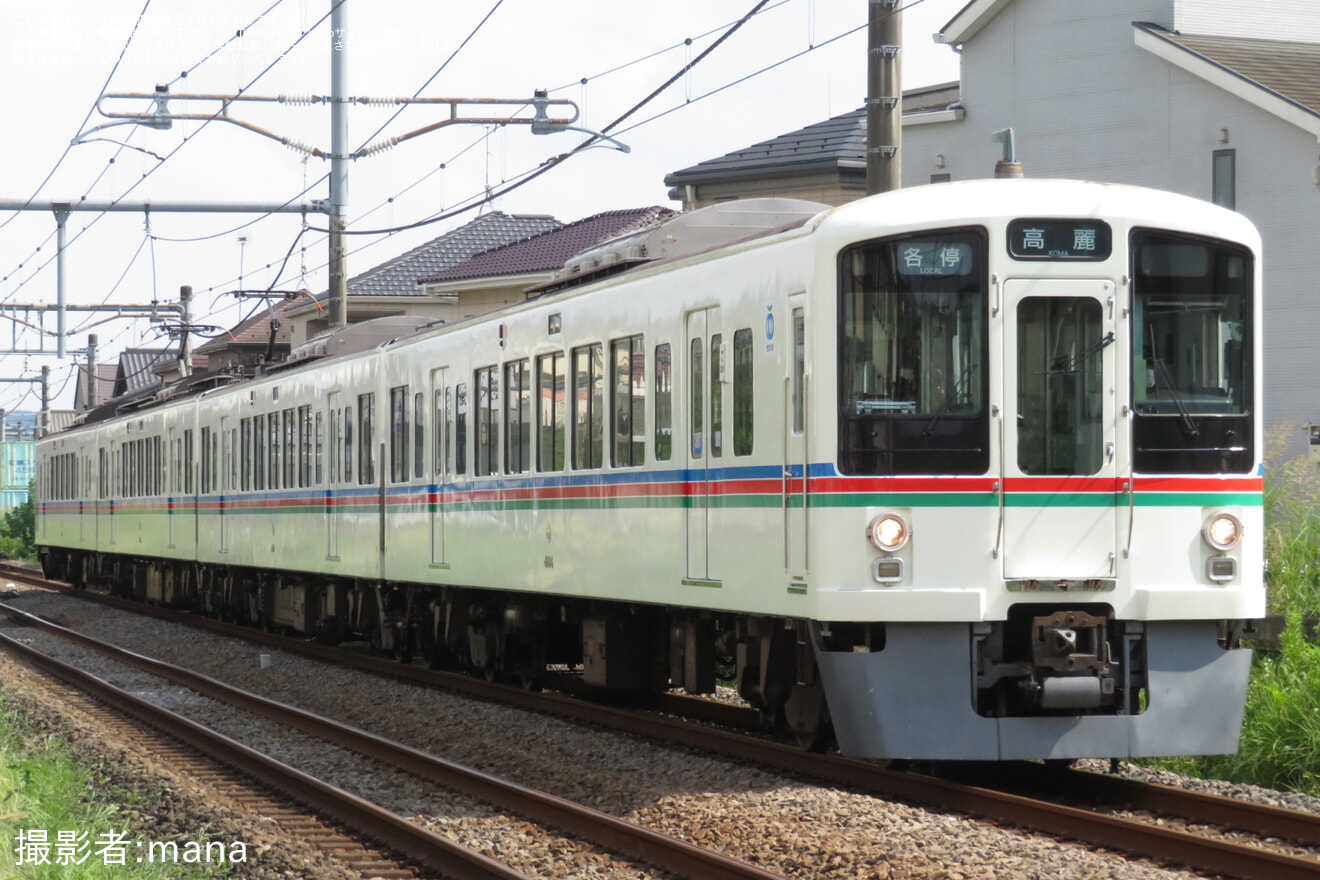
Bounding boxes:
784 298 809 583
1001 279 1119 579
685 307 722 583
429 368 450 567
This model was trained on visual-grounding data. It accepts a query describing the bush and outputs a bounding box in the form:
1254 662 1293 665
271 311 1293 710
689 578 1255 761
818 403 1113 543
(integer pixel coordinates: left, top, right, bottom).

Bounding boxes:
0 480 35 562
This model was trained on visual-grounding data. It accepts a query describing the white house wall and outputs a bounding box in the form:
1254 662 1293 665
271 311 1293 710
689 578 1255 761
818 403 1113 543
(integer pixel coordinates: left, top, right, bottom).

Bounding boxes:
907 0 1320 449
1175 0 1320 42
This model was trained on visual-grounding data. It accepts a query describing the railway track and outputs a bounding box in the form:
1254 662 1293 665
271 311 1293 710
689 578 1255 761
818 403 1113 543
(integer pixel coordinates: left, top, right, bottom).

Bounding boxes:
0 597 794 880
6 567 1320 880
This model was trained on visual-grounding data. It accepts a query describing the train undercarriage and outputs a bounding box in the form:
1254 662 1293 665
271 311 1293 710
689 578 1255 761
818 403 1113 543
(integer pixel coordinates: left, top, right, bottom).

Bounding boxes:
39 547 836 746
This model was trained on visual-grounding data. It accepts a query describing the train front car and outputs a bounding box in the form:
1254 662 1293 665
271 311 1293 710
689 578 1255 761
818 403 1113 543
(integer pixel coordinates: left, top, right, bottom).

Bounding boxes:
807 180 1262 761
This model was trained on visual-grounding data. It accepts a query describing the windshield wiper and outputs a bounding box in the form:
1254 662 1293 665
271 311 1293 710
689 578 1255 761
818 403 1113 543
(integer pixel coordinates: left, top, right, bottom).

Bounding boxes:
1149 354 1200 438
922 362 979 438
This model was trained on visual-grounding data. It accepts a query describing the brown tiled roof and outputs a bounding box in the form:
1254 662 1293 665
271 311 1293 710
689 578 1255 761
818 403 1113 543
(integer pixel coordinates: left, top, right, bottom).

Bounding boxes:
419 207 676 285
1138 23 1320 118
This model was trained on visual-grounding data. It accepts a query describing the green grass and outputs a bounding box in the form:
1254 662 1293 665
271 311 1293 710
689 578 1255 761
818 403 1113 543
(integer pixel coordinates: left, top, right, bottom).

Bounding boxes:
1156 429 1320 793
0 696 232 879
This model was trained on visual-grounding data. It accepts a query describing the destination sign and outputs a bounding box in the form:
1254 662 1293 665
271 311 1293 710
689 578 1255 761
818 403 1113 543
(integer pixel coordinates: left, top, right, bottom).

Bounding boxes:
1008 219 1112 261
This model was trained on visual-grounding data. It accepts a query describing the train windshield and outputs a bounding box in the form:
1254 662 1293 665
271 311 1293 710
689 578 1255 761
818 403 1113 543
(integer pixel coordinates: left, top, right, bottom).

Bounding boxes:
1131 229 1253 474
837 228 990 475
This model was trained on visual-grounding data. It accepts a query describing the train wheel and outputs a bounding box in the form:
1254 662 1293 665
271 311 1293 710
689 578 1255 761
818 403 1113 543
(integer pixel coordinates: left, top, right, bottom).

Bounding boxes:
783 681 833 753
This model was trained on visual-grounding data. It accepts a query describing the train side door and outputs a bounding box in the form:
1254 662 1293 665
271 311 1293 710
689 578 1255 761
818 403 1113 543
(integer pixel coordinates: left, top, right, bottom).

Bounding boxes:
1001 279 1118 578
685 307 722 582
430 368 450 566
784 298 809 582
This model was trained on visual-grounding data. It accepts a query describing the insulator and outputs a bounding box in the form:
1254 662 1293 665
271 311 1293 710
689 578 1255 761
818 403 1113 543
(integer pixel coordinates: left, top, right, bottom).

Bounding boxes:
278 94 323 106
283 139 321 157
354 138 398 158
354 96 400 106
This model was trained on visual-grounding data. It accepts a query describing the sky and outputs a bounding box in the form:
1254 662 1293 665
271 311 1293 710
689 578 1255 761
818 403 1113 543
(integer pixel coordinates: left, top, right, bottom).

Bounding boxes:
0 0 965 413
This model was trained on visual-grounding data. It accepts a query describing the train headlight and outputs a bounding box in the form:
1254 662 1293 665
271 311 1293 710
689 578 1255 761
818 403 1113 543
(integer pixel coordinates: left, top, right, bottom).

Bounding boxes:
867 513 910 552
1202 512 1243 551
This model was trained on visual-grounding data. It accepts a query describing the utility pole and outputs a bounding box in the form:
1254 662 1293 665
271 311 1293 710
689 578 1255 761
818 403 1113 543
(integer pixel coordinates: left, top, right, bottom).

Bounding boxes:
328 0 350 329
867 0 902 195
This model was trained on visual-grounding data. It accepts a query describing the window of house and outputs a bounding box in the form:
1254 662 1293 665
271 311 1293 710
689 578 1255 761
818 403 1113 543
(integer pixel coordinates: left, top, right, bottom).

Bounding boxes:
1213 149 1236 209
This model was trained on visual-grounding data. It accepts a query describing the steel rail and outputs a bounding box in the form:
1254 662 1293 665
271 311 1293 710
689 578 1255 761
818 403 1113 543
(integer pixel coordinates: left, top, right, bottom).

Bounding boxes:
0 626 530 880
11 572 1320 880
0 602 791 880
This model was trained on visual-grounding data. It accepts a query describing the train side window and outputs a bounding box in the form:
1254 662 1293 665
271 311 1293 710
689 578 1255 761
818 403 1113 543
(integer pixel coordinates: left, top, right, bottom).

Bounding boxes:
390 386 410 483
654 343 672 461
240 419 252 491
358 393 376 485
710 334 723 458
455 384 468 476
299 405 312 487
611 335 645 468
537 352 565 472
184 430 194 495
473 367 498 476
283 409 296 489
572 344 604 469
433 388 447 478
413 391 425 479
504 359 531 475
733 328 753 456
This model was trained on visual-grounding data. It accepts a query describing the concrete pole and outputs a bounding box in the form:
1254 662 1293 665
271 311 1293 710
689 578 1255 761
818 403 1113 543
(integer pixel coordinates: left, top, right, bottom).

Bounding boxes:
86 334 99 411
40 366 49 438
866 0 901 195
55 207 69 357
328 0 350 329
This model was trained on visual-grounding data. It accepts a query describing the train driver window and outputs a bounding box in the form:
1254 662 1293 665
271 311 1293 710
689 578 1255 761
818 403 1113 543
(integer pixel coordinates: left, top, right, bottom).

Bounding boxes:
837 228 989 476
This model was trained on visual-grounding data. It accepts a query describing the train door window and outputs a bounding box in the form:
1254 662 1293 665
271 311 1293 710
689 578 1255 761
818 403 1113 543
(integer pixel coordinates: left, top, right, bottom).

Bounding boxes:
537 352 565 472
433 387 447 478
610 335 645 468
572 344 604 469
733 328 753 456
98 449 106 499
329 409 340 484
710 334 724 458
1016 297 1104 476
201 428 212 493
413 391 425 479
283 409 296 488
358 393 375 485
298 405 312 487
792 309 805 434
454 384 468 476
654 343 672 461
474 366 498 476
184 430 194 494
254 415 266 491
689 337 703 457
343 405 354 484
240 419 252 491
390 386 410 483
314 411 324 485
505 359 531 474
268 416 281 490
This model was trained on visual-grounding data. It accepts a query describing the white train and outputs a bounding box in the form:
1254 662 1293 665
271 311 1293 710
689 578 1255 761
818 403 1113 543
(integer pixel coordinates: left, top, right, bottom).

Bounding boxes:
36 179 1263 760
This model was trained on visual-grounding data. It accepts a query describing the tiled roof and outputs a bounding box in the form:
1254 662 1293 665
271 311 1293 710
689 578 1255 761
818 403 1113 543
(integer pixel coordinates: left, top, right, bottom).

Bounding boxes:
419 207 677 285
199 212 562 356
113 348 172 396
349 211 562 297
664 83 960 187
1140 24 1320 119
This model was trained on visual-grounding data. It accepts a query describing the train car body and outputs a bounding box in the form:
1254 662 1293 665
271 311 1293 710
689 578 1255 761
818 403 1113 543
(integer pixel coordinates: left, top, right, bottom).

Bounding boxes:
37 179 1264 760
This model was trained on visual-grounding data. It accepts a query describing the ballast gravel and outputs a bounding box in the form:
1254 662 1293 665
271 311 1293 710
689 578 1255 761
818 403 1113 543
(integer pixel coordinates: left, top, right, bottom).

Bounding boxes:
5 586 1316 880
